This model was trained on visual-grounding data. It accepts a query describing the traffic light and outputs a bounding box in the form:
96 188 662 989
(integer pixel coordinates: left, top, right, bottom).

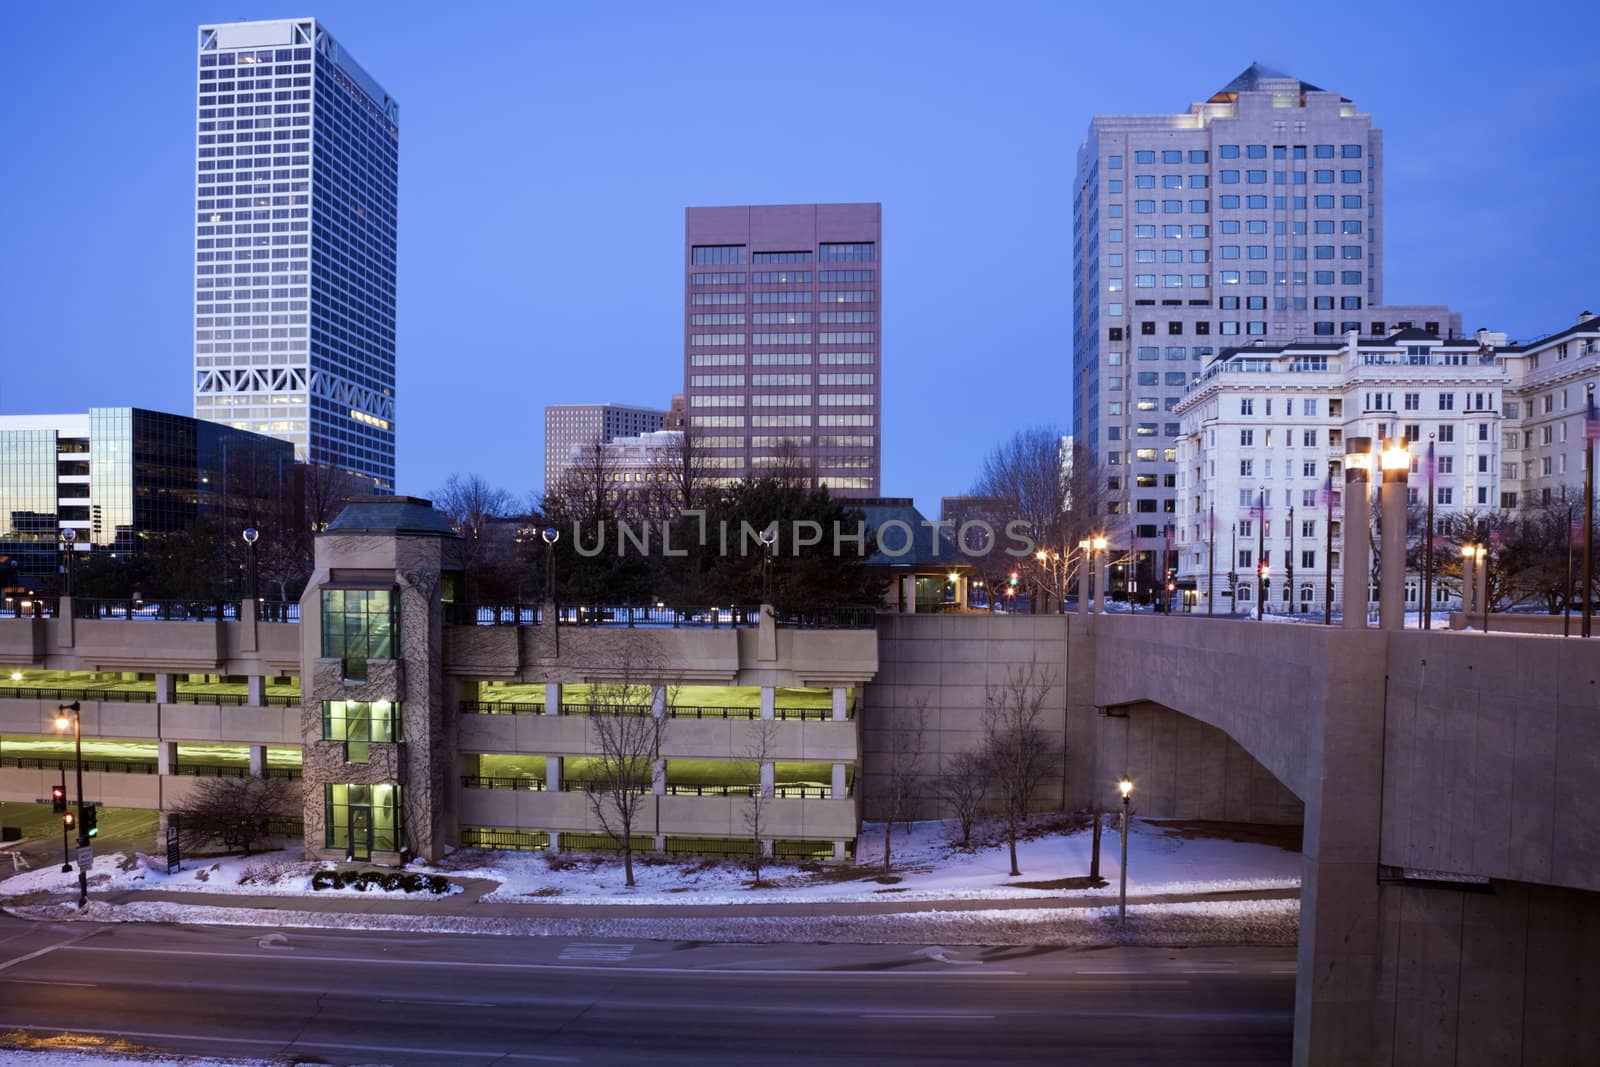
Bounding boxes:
1007 571 1019 588
51 784 66 813
1257 561 1272 579
62 811 75 831
1165 567 1176 594
81 803 98 839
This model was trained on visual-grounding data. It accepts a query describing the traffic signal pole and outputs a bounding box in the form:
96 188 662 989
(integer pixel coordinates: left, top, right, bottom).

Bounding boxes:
57 771 71 874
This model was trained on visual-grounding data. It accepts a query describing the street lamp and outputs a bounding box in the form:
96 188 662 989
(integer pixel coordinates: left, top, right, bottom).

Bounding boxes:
1475 544 1489 632
1460 544 1477 616
541 526 560 605
1117 776 1134 925
60 527 77 597
759 526 778 606
241 526 260 603
55 701 88 908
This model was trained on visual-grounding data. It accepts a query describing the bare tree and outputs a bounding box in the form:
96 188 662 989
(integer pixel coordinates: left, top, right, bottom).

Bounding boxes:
169 776 301 857
432 473 518 602
649 425 714 520
878 703 926 872
740 718 781 886
549 439 617 522
934 748 988 848
981 656 1062 876
580 643 667 887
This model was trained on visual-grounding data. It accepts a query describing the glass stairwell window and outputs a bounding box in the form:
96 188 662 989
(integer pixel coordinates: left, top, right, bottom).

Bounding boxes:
321 588 395 681
323 700 401 764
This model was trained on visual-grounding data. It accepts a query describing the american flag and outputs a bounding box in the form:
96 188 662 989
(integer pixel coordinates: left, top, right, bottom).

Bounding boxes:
1587 390 1600 442
1317 475 1335 510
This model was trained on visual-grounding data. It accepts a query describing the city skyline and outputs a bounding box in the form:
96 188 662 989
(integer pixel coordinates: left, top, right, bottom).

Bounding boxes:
3 1 1596 516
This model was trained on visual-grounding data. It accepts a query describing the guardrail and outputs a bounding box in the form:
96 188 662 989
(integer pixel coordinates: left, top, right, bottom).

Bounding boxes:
551 604 762 628
460 775 547 791
771 605 877 629
0 597 57 619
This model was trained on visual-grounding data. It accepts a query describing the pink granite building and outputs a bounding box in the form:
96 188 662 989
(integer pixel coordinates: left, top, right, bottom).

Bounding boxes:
684 203 881 498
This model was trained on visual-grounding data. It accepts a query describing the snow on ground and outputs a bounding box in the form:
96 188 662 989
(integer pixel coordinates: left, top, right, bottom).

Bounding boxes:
0 851 459 900
8 896 1300 948
0 817 1299 908
0 1053 278 1067
432 816 1301 905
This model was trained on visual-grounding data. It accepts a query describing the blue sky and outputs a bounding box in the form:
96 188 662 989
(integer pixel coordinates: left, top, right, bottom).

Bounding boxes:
2 1 1594 515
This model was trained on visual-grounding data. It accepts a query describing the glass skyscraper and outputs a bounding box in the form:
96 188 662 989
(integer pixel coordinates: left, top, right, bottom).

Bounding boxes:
192 18 399 490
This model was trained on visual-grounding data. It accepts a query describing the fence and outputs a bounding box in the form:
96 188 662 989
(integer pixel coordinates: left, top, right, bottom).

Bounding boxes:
460 826 551 851
460 775 546 791
0 687 303 708
459 700 545 715
0 597 57 619
0 756 301 780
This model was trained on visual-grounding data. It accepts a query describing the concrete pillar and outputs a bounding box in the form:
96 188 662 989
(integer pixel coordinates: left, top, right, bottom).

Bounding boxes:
55 596 74 649
1078 555 1090 616
1379 455 1408 631
904 575 916 614
247 675 266 706
832 840 847 861
954 576 967 610
547 756 562 792
1342 439 1372 629
831 763 847 799
248 745 267 777
652 758 665 796
760 686 775 721
1098 552 1110 615
1476 554 1489 617
651 685 666 718
831 687 848 721
759 761 775 796
157 741 178 775
154 673 173 703
757 604 777 660
239 596 258 653
1461 556 1477 613
544 682 560 716
547 831 561 852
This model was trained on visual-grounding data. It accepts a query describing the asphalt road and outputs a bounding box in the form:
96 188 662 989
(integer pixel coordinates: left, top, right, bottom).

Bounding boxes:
0 913 1294 1065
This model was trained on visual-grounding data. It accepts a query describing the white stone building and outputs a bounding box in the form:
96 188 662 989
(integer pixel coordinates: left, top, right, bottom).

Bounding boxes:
1174 312 1600 615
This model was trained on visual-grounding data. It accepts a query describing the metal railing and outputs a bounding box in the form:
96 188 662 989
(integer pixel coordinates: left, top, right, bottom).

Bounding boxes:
460 700 545 715
0 755 301 780
558 703 652 717
452 604 542 626
256 601 300 623
0 686 302 708
460 775 546 791
771 605 877 629
552 604 762 628
0 596 57 619
663 783 836 799
668 704 757 720
460 826 549 851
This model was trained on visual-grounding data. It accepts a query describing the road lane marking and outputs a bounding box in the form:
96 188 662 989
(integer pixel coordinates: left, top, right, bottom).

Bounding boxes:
59 944 1022 978
0 979 97 988
0 1022 579 1063
559 941 634 962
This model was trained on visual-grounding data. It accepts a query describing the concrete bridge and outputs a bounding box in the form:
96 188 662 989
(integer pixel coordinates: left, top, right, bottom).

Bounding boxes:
867 611 1600 1066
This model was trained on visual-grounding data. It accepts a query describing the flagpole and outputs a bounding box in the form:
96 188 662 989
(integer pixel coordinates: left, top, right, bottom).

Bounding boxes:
1287 503 1295 616
1257 487 1266 622
1565 501 1573 638
1584 385 1595 638
1324 473 1333 625
1423 435 1435 630
1207 502 1215 617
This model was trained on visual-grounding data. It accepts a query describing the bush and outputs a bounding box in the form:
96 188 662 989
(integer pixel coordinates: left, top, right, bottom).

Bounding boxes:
309 869 451 894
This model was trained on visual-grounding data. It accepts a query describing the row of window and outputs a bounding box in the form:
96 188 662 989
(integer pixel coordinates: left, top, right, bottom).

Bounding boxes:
691 435 876 448
1109 145 1362 168
688 351 876 366
691 415 877 427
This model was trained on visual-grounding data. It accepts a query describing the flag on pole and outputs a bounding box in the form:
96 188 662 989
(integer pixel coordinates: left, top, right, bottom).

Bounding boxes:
1587 389 1600 442
1317 475 1335 510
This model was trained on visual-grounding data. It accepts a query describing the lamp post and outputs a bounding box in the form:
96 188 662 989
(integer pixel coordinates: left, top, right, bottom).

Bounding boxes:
1378 439 1410 631
1476 544 1489 632
60 527 77 597
1343 438 1373 629
1077 539 1092 616
759 526 777 606
1460 544 1477 617
241 526 259 603
54 702 87 908
1117 776 1134 925
541 527 560 607
1093 535 1109 616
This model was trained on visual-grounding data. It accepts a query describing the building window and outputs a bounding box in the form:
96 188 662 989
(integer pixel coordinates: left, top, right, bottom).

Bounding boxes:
325 783 401 857
320 588 395 679
691 245 746 265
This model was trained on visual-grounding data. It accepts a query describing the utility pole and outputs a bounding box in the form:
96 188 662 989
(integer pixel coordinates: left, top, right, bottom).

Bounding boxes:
1256 488 1266 621
1287 504 1295 616
1586 385 1595 639
1207 503 1215 617
1324 474 1333 626
1422 436 1435 630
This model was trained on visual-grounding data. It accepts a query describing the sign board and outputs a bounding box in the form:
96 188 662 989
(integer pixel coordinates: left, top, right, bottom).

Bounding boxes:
166 819 181 874
77 845 93 872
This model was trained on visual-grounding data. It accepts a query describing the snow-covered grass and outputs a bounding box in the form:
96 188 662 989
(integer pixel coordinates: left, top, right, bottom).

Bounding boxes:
0 815 1300 909
0 851 459 900
0 1050 277 1067
431 814 1300 905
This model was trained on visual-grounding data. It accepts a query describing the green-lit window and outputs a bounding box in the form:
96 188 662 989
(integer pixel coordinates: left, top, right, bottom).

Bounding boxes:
325 783 401 855
320 588 395 675
323 700 401 763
